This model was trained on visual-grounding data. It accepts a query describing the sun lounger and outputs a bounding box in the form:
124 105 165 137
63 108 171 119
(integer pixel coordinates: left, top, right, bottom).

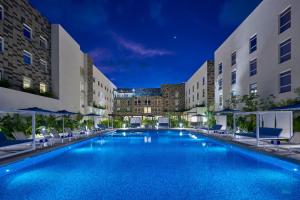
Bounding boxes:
0 132 33 148
13 131 46 147
199 124 223 133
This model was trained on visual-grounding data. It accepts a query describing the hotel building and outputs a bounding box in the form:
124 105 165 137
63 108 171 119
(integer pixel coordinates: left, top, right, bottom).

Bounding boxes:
215 0 300 111
113 84 185 117
0 0 115 116
185 61 214 110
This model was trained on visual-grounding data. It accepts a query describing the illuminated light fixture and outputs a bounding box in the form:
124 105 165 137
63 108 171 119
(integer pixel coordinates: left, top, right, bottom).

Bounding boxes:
179 123 183 128
5 169 10 173
179 131 183 136
202 142 206 147
293 168 298 172
122 132 126 137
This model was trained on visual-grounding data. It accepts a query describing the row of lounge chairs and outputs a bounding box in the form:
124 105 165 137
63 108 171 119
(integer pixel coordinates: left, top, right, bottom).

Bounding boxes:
0 126 107 152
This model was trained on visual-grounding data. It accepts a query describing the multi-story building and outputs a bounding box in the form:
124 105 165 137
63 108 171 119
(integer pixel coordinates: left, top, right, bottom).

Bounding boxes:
0 0 115 116
161 83 185 112
92 65 116 116
215 0 300 111
113 84 184 117
185 61 214 110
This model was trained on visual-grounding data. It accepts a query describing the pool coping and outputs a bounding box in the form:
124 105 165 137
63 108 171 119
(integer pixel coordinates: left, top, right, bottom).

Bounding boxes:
0 130 113 167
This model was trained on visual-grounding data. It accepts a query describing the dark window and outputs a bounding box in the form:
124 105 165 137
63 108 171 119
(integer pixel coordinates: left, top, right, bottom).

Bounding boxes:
23 24 32 40
0 5 3 20
279 7 291 34
197 92 199 100
279 39 291 63
218 63 222 74
0 37 3 53
197 82 199 89
280 71 291 93
0 69 3 80
23 51 32 65
202 89 205 98
40 36 47 49
231 71 236 85
202 77 205 85
218 79 222 90
249 59 257 76
249 35 257 53
231 52 236 66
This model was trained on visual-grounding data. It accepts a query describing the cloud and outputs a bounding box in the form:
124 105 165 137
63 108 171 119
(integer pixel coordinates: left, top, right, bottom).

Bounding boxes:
219 0 261 27
112 33 174 58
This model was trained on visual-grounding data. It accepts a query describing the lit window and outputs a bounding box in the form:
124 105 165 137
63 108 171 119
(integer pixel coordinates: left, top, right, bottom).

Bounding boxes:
40 83 47 93
231 71 236 85
218 63 222 74
0 5 3 20
279 7 291 34
218 79 222 90
40 36 48 49
0 36 4 53
23 50 32 65
175 91 179 98
231 51 236 66
280 70 291 93
23 24 32 40
144 107 151 114
40 59 47 71
249 35 257 53
279 39 291 63
23 77 31 89
249 59 257 76
249 83 257 95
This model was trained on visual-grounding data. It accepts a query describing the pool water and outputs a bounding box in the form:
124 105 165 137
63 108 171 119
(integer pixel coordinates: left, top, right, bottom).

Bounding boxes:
0 130 300 200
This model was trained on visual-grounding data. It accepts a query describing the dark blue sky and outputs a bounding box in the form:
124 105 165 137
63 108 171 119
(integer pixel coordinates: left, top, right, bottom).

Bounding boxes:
29 0 261 88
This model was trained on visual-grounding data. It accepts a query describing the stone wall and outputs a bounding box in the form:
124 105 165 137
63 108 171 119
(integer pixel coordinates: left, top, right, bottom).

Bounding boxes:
0 0 52 93
206 61 215 107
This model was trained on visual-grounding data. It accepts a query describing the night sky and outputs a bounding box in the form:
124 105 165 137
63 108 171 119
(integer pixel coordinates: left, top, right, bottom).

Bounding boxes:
29 0 262 88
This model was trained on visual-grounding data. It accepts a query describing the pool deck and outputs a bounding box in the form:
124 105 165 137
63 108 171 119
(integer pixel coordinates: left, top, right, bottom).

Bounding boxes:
0 130 113 166
1 128 300 167
185 128 300 165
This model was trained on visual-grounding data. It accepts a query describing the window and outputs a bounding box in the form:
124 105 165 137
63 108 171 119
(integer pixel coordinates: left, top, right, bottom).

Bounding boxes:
219 95 223 106
23 77 31 89
40 59 47 71
279 7 291 34
249 83 257 95
218 79 222 90
0 5 3 20
175 91 179 98
23 24 32 40
202 77 205 85
192 85 194 92
144 107 151 114
40 36 48 49
0 36 3 53
249 35 257 53
280 70 291 93
23 50 32 65
249 59 257 76
218 63 222 74
202 89 205 98
197 82 199 89
0 69 3 80
231 51 236 66
197 92 199 100
231 71 236 85
279 39 291 63
40 83 47 93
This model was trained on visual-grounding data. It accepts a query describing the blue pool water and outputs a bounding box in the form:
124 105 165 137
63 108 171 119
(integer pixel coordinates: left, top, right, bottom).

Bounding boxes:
0 130 300 200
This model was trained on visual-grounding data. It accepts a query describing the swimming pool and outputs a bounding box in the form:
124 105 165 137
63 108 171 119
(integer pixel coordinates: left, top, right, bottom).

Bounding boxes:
0 130 300 200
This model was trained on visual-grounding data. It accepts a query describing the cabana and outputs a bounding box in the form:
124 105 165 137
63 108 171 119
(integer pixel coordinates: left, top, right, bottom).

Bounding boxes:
158 117 169 128
84 113 102 131
130 117 142 128
55 110 78 133
233 110 293 146
214 109 240 134
0 107 53 159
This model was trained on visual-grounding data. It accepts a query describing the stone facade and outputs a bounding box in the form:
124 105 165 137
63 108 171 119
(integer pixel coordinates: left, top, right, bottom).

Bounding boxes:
0 0 52 94
113 84 185 117
161 83 185 112
206 61 215 107
86 55 93 107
